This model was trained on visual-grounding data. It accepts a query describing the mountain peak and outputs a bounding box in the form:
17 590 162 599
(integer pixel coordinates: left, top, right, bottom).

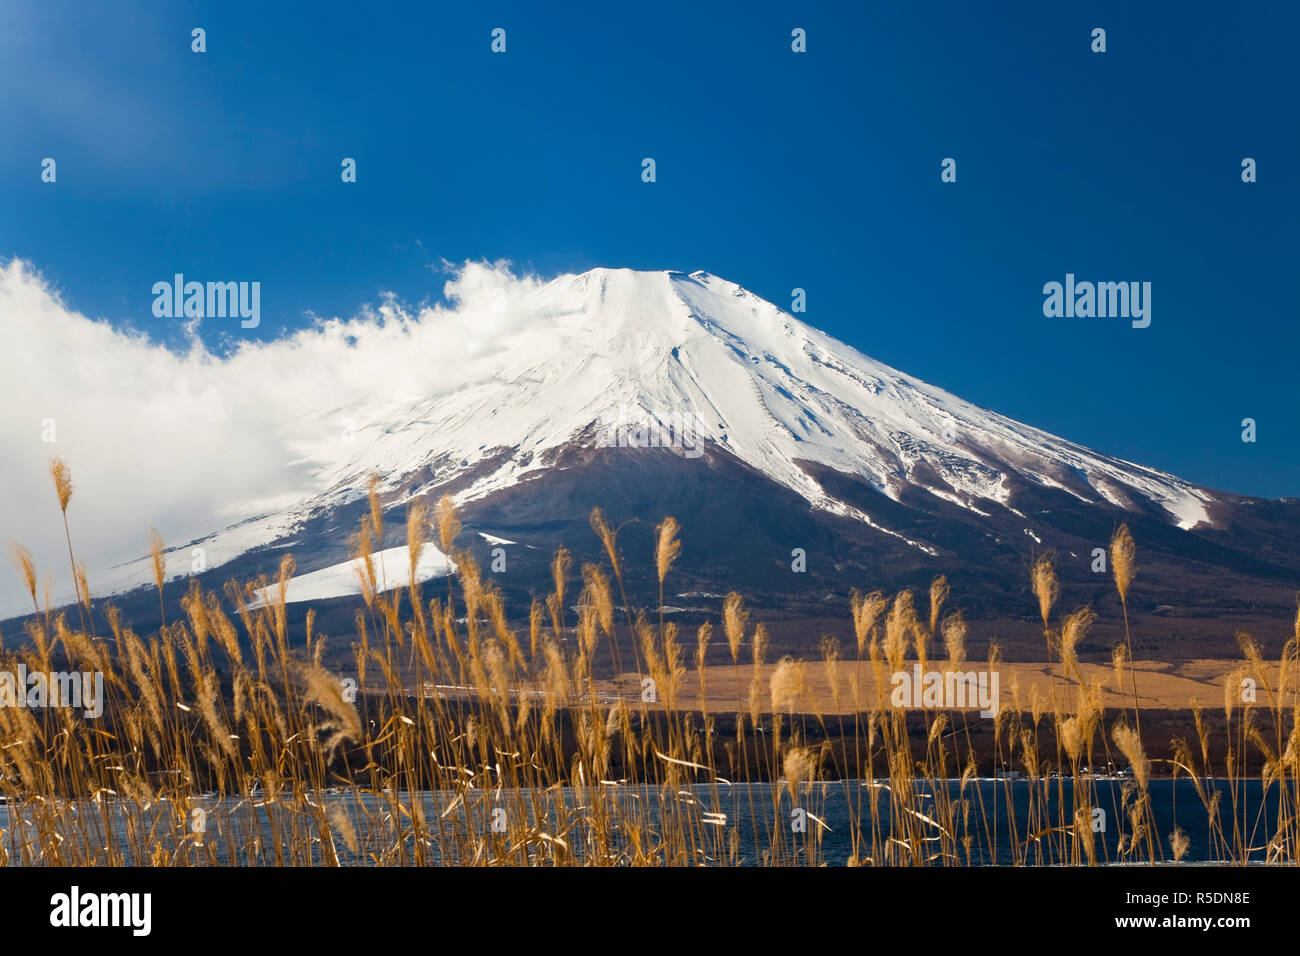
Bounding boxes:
357 267 1216 535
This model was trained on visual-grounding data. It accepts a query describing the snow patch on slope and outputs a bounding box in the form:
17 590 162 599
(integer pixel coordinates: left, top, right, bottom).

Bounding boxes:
250 543 455 607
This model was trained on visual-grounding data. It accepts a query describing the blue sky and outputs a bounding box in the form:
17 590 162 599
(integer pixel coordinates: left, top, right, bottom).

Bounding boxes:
2 0 1296 497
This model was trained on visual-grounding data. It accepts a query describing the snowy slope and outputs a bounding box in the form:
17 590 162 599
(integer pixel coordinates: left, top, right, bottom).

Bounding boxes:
96 267 1215 594
300 268 1212 521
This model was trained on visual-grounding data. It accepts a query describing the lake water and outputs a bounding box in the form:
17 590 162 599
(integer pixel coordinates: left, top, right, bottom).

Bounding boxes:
0 778 1283 866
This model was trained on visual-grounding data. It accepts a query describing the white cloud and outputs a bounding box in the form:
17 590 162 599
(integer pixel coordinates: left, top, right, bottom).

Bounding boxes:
0 257 548 614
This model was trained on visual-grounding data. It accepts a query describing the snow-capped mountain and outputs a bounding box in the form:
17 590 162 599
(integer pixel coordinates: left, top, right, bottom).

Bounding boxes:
305 267 1214 531
60 268 1297 635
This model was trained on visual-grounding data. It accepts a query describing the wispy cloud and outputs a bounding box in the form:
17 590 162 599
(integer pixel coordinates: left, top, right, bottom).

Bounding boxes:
0 257 548 611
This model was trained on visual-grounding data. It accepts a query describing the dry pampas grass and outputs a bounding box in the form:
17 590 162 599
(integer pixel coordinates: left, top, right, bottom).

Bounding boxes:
0 461 1294 868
